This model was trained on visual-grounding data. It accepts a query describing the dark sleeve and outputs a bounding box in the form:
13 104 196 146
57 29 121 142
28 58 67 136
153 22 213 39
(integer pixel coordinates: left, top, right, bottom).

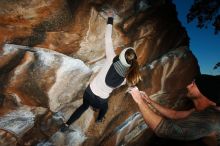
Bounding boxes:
154 119 186 140
107 17 113 25
154 112 216 141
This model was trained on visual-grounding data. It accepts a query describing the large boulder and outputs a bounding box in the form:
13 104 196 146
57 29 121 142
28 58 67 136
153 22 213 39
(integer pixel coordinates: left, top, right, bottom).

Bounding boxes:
0 0 200 145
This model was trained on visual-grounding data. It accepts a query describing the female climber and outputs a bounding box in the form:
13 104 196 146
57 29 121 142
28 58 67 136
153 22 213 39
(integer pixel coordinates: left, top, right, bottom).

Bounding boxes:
60 9 142 132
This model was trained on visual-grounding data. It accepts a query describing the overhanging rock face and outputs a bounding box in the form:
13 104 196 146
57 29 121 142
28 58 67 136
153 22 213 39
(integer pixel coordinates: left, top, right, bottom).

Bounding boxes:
0 0 200 145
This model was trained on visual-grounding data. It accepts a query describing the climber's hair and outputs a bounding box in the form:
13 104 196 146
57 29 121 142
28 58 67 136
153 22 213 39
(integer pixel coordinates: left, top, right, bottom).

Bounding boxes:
123 48 142 86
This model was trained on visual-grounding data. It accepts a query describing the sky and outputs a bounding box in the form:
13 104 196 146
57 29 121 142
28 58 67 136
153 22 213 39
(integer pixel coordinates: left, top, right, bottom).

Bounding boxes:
172 0 220 75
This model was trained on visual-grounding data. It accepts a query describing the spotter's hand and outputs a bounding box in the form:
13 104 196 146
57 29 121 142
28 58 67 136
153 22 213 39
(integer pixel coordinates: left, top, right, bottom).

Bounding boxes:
127 86 144 104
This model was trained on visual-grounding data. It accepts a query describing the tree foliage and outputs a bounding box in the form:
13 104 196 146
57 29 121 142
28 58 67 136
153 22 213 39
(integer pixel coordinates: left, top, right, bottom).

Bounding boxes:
187 0 220 34
213 62 220 70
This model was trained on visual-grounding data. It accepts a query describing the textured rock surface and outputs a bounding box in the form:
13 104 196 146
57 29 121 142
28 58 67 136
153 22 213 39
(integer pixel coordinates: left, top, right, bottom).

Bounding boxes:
0 0 200 145
0 107 35 137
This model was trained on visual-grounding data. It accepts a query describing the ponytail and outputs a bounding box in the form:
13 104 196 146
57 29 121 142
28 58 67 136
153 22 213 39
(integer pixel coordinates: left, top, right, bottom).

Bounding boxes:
126 59 142 86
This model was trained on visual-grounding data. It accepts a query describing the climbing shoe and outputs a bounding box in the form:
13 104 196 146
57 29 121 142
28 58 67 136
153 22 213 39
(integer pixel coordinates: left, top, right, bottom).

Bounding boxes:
60 123 69 132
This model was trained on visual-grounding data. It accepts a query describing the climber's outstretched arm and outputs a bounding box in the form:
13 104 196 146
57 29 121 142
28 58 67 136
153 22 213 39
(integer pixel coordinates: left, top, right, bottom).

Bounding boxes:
105 10 116 61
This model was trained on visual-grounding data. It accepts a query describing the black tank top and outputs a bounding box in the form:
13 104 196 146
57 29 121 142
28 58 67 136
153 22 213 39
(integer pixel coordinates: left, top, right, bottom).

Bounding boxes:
105 56 127 88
